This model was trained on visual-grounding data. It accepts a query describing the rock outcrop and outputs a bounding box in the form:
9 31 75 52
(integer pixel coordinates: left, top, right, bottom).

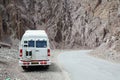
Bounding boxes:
0 0 120 50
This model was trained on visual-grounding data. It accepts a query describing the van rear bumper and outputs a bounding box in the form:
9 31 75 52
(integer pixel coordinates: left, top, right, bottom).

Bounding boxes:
19 60 51 66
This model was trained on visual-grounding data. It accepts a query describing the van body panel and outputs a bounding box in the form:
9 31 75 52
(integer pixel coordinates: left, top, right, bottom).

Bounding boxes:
19 30 51 67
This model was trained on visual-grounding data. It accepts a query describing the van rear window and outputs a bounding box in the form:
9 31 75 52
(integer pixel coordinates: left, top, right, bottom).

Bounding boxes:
28 40 35 47
36 40 47 48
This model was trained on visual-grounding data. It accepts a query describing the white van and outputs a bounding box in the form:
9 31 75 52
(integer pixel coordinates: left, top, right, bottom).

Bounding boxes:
19 30 51 70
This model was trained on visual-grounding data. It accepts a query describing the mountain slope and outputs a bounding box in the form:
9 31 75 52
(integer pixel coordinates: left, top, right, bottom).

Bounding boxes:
0 0 120 50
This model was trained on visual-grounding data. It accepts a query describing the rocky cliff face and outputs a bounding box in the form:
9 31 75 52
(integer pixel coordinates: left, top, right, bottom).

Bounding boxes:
0 0 120 49
0 0 72 48
69 0 120 49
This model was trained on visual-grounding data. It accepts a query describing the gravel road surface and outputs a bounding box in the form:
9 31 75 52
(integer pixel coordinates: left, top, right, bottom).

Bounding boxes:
1 49 120 80
58 50 120 80
0 48 70 80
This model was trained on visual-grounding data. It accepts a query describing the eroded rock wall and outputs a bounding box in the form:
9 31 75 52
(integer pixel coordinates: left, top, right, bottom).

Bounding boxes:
0 0 120 49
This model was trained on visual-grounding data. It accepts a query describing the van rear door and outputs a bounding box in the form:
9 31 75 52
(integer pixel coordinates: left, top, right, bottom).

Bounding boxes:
34 40 48 60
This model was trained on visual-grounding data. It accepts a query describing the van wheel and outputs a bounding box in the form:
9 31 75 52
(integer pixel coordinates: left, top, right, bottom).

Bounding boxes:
44 65 49 69
22 66 29 71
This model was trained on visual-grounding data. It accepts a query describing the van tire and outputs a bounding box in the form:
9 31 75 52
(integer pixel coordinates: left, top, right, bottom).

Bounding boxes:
44 65 49 69
22 66 29 71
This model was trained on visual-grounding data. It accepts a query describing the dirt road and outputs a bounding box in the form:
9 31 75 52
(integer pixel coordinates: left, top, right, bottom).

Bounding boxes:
58 50 120 80
0 48 70 80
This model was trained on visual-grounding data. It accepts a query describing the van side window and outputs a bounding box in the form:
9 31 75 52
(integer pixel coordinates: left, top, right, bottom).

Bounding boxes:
24 45 27 47
36 40 47 48
28 40 35 47
24 41 27 43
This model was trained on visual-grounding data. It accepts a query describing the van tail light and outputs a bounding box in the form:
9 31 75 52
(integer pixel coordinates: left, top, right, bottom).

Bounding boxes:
48 49 50 56
19 49 23 57
23 62 30 66
40 61 47 64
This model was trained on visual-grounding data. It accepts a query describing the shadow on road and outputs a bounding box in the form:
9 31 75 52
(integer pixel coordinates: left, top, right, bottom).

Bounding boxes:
22 63 62 72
